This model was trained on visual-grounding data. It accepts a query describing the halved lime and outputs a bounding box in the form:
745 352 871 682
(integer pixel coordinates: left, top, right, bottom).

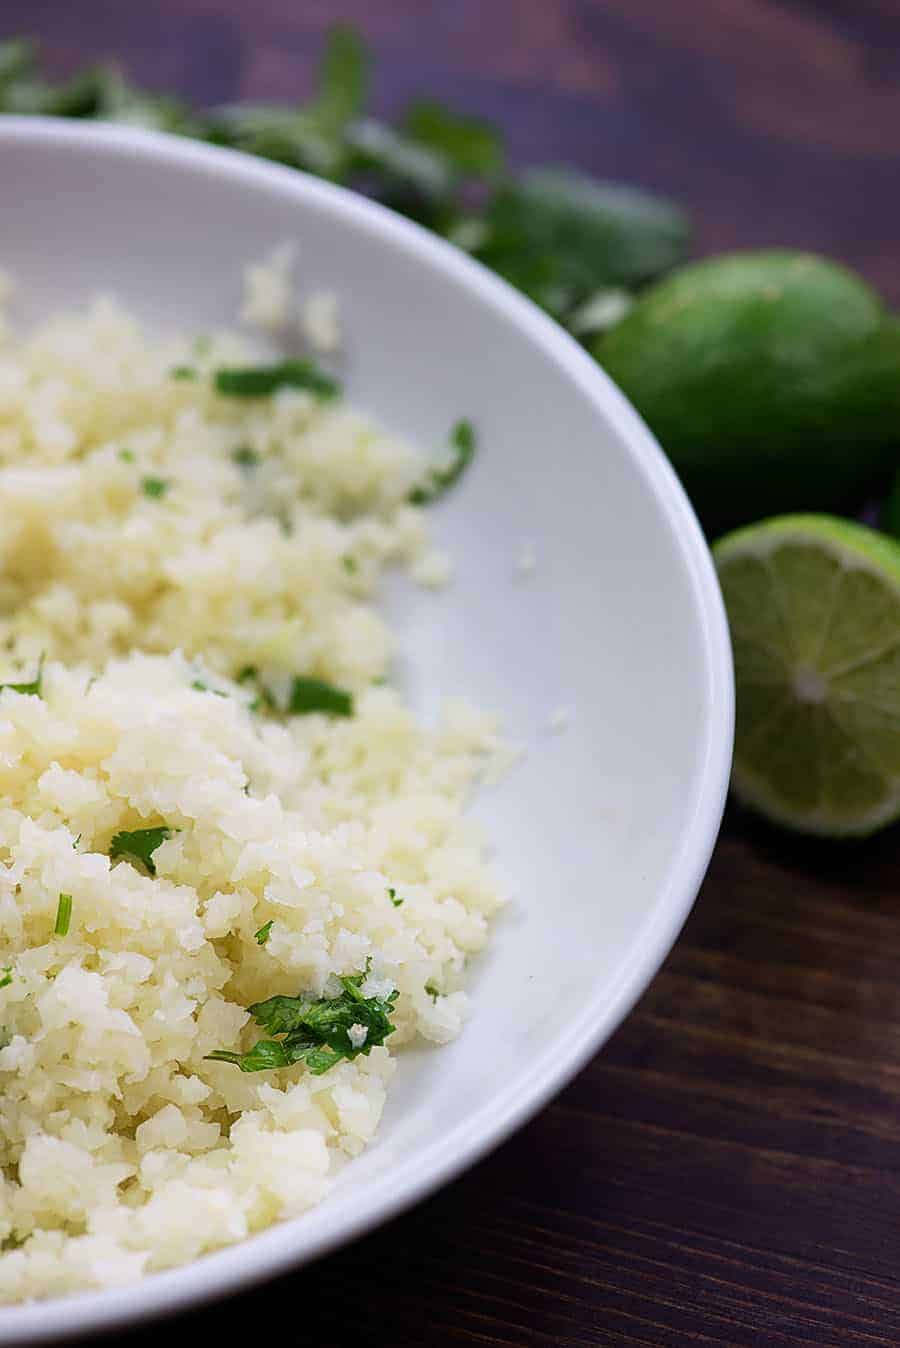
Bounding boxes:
713 515 900 836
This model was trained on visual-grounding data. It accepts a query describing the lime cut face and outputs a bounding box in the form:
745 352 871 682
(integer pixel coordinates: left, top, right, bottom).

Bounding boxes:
714 515 900 835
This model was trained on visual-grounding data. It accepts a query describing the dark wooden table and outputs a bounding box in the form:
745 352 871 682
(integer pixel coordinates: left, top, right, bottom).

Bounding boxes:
5 3 900 1344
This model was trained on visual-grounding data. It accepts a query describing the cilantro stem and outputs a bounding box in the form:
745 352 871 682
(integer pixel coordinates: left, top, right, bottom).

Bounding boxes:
54 893 72 937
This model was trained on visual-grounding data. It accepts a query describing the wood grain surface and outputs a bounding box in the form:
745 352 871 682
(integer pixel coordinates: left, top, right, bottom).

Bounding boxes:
3 2 900 1344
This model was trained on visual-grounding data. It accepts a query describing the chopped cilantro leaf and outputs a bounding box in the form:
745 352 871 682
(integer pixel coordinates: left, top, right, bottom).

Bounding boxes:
208 965 398 1075
0 966 12 989
288 676 353 718
425 980 440 1002
232 446 261 469
255 920 274 946
191 679 227 697
214 360 340 400
54 893 72 937
388 887 403 908
118 448 135 463
141 476 169 499
109 826 173 876
170 365 197 381
236 666 276 713
408 419 475 505
0 654 44 698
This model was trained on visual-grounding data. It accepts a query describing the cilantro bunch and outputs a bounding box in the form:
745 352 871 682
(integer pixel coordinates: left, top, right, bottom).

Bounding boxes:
0 28 691 339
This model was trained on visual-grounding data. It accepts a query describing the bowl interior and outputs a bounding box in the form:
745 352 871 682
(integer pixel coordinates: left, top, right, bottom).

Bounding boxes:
0 121 732 1340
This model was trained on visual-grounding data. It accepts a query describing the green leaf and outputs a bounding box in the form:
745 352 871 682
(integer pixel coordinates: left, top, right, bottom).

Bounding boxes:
288 676 353 717
388 887 403 908
54 893 72 937
209 25 369 180
315 24 368 133
109 826 173 876
404 100 503 179
425 980 440 1002
207 1039 291 1073
210 966 398 1075
191 679 227 697
255 920 274 945
0 965 13 989
232 446 261 470
0 653 44 697
408 419 476 506
214 360 340 400
0 37 37 91
476 168 691 319
118 448 136 463
346 118 453 218
141 476 169 499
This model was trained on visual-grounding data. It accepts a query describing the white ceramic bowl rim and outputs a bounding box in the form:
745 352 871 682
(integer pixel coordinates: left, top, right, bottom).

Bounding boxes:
0 118 733 1344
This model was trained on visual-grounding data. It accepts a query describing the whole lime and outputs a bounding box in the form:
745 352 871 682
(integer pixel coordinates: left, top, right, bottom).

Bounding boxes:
596 251 900 531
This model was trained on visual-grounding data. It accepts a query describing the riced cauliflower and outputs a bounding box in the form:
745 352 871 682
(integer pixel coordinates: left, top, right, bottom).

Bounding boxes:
0 268 501 1301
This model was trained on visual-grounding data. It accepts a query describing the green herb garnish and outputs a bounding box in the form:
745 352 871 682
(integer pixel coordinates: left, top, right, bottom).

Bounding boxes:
255 920 274 946
54 893 72 937
0 966 12 989
208 965 398 1075
232 446 261 469
0 654 44 698
118 448 135 463
141 476 169 499
108 826 173 876
191 679 228 697
341 554 358 574
409 419 476 506
288 676 353 717
388 888 403 908
425 981 440 1003
214 360 340 400
170 365 197 381
236 666 276 714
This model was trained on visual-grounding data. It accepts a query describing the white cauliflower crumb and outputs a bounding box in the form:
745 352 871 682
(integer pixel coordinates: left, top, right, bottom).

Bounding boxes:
411 548 453 588
240 242 297 331
302 290 341 354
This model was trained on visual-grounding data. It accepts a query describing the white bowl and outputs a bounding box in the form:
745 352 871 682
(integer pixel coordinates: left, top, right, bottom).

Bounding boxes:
0 119 733 1342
